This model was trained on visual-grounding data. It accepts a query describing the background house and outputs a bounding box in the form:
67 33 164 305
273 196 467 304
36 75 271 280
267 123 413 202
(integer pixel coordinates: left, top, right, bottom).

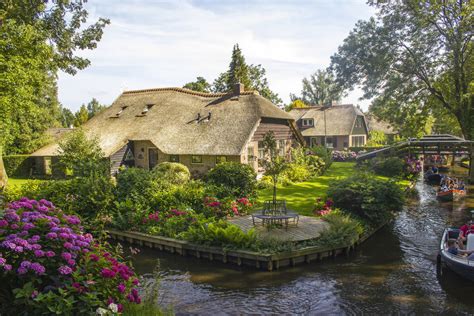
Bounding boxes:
289 104 368 150
31 84 304 176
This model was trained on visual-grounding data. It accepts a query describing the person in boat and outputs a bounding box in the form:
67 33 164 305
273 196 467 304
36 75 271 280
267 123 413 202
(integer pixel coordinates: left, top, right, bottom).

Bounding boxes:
447 239 474 256
457 222 474 249
432 166 438 174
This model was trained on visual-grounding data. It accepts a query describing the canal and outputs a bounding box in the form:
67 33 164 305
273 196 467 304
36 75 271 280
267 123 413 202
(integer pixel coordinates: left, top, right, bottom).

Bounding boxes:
130 167 474 315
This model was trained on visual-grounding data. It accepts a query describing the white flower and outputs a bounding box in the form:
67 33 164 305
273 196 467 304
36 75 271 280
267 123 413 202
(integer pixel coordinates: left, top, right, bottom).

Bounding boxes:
96 307 108 315
108 303 118 313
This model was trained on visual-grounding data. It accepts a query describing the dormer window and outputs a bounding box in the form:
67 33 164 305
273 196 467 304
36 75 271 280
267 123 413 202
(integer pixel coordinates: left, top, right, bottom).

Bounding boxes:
302 118 314 127
141 104 154 115
112 106 127 118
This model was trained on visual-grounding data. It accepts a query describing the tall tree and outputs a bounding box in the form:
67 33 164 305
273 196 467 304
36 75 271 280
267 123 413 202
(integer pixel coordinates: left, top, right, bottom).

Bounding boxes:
60 106 75 128
74 105 89 127
183 77 211 92
226 44 252 89
0 1 109 154
212 44 282 106
292 69 344 106
330 0 474 139
86 98 107 119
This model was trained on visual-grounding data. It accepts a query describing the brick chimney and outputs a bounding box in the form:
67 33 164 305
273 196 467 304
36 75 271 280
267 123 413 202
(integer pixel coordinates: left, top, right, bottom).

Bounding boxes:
233 82 244 95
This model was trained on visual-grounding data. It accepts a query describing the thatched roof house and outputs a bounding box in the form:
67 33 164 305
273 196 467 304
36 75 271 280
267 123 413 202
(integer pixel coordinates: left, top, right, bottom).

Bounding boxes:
365 114 398 136
289 104 368 149
32 84 303 176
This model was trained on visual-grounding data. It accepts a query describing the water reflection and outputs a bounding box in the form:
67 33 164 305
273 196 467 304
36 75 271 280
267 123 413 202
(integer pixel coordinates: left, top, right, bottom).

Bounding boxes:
129 167 474 314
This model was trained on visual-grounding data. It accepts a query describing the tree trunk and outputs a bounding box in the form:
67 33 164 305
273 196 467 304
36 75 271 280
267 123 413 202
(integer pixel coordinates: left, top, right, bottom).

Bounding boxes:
0 145 7 189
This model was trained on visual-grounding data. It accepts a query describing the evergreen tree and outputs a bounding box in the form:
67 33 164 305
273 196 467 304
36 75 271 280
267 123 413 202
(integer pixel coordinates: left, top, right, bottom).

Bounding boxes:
226 44 252 89
211 44 282 105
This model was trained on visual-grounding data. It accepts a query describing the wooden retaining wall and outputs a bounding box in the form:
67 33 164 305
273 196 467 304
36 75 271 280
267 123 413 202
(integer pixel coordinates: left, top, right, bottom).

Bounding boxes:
108 224 386 271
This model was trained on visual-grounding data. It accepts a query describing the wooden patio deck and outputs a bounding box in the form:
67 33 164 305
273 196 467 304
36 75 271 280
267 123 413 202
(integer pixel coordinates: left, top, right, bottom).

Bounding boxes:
228 215 328 242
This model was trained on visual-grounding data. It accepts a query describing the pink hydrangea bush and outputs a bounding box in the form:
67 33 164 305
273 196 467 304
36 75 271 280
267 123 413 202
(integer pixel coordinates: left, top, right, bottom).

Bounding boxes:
313 197 333 216
0 198 141 314
203 196 253 218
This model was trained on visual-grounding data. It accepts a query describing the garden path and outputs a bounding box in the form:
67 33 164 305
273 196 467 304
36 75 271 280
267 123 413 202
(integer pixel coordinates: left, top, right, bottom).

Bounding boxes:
228 215 328 242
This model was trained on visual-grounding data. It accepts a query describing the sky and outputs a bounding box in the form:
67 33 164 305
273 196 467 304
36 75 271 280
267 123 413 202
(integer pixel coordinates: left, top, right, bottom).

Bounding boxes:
58 0 376 112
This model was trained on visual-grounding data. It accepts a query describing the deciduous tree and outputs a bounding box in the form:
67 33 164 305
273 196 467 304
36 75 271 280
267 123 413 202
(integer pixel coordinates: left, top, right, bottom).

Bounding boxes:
330 0 473 139
292 69 344 106
183 77 211 92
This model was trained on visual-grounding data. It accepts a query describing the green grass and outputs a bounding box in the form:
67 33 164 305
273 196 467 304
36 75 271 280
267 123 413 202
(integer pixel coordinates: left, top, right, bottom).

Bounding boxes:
256 162 411 216
257 162 355 216
5 178 36 188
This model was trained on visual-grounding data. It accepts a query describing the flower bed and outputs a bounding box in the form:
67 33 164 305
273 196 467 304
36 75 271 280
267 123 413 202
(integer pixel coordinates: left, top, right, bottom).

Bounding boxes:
0 198 141 315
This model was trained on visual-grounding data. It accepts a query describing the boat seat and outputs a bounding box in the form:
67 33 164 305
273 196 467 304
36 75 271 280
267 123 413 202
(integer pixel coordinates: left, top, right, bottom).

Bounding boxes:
466 234 474 251
447 230 460 239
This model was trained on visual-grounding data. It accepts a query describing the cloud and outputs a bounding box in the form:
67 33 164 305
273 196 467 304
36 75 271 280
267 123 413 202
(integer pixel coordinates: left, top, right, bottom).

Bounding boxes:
58 0 375 111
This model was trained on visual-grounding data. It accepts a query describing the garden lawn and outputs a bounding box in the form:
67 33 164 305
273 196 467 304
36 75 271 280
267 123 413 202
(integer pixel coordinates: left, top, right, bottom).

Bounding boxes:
257 162 355 216
257 162 411 217
5 178 34 188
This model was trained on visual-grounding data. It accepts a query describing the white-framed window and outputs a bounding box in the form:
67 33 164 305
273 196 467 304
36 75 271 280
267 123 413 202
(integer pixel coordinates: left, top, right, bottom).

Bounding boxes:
278 139 286 156
310 137 318 147
302 118 314 127
258 141 265 160
191 155 203 164
247 146 255 162
169 155 179 163
326 137 334 148
351 135 365 147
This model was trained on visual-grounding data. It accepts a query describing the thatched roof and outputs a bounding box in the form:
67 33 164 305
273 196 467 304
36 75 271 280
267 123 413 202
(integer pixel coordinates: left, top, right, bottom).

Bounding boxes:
45 128 74 140
32 87 295 157
365 114 397 135
289 104 366 136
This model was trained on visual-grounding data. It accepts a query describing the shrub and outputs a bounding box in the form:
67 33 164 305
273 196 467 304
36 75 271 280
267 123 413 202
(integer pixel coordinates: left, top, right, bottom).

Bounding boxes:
115 167 163 204
3 176 114 223
283 163 311 182
206 162 256 198
180 219 257 250
144 209 200 238
290 147 326 178
372 157 405 177
327 173 404 225
57 128 108 177
309 146 332 172
3 155 33 178
0 198 141 314
152 162 190 185
311 209 364 248
332 150 357 162
202 196 253 218
150 180 205 213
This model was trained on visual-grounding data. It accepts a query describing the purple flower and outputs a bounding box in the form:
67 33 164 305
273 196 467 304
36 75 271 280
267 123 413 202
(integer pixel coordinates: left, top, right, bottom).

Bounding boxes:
17 267 28 275
67 259 76 266
117 283 126 293
58 233 69 239
10 224 19 230
101 268 116 278
0 220 8 227
30 262 46 275
22 223 35 230
45 250 55 258
61 252 72 261
63 242 73 249
46 232 57 239
58 265 73 275
34 250 45 257
3 264 12 271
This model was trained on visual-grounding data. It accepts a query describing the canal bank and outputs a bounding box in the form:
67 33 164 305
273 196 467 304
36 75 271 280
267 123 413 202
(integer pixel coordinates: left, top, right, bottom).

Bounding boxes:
126 167 474 314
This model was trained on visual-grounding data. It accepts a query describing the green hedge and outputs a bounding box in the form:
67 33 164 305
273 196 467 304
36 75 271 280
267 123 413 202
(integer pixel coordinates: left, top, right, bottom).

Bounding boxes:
3 155 33 177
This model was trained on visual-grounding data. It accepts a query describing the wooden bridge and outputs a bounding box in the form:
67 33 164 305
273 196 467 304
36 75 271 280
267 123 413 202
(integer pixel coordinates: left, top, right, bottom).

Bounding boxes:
356 134 474 182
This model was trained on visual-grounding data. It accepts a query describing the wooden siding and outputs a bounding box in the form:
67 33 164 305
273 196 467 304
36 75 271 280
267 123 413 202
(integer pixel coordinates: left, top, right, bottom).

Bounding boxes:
110 144 128 175
251 118 294 142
